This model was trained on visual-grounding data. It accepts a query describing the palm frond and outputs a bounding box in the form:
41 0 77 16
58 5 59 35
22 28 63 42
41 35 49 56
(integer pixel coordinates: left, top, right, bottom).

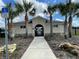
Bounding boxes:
72 3 79 15
48 5 56 14
56 2 79 17
56 3 69 16
23 0 32 12
15 3 24 14
53 3 79 16
4 3 23 19
5 3 13 19
29 8 36 16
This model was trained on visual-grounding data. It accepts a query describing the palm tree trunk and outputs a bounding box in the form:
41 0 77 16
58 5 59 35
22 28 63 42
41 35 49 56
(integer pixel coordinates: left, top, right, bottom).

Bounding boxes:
50 14 53 37
8 19 11 39
25 13 28 37
8 19 13 40
68 15 72 38
68 0 72 38
64 15 67 39
11 19 14 40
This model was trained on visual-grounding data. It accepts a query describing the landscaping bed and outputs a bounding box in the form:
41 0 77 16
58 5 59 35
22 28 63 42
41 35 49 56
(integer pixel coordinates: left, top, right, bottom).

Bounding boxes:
0 35 33 59
45 34 79 59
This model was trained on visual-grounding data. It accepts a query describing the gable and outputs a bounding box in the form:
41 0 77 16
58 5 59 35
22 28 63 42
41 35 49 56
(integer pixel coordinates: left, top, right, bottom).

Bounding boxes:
30 16 64 24
30 16 48 21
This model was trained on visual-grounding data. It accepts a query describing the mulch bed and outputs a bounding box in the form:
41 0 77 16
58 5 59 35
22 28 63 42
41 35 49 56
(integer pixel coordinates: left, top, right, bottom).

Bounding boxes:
45 34 79 59
0 35 33 59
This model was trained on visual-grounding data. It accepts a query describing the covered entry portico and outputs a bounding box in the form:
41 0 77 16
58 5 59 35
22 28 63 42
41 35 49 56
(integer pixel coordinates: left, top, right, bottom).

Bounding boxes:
35 24 44 36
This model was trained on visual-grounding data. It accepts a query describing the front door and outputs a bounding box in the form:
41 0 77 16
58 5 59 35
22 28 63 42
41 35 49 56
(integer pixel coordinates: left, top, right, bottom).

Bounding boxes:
35 24 44 36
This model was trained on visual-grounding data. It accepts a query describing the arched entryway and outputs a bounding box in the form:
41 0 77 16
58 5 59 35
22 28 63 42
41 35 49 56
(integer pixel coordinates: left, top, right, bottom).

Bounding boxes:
35 24 44 36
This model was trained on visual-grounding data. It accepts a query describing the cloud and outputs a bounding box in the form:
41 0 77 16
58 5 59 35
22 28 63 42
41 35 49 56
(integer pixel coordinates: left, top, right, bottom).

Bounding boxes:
15 0 48 14
0 0 5 10
71 0 79 3
33 2 47 14
15 0 48 22
15 0 23 5
26 0 36 3
54 18 64 21
72 16 79 27
15 0 36 5
13 14 25 23
1 0 79 28
35 13 46 17
0 0 5 6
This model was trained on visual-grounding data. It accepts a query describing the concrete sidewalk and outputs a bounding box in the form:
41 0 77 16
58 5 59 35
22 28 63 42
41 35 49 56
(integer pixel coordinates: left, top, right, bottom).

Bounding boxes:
21 37 57 59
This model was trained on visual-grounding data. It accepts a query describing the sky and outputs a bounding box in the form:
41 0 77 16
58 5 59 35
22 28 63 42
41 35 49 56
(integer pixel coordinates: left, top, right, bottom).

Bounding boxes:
0 0 79 28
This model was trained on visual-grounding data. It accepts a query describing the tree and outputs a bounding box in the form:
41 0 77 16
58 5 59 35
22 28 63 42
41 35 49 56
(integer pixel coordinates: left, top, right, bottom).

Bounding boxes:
53 1 79 38
44 3 69 39
5 3 22 40
54 3 69 39
67 1 79 38
47 5 56 37
15 0 36 37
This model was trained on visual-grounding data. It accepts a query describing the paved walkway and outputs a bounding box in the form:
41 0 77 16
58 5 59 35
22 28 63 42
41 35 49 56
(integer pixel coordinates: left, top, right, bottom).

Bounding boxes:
21 37 57 59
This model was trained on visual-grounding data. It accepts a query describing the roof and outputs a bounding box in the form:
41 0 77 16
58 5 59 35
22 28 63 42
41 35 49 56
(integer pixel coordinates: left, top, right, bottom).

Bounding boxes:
30 16 48 21
30 16 64 24
14 16 64 25
14 21 25 25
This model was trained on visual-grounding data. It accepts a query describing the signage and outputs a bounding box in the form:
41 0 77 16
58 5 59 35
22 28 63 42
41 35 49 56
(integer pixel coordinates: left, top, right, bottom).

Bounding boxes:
2 8 9 18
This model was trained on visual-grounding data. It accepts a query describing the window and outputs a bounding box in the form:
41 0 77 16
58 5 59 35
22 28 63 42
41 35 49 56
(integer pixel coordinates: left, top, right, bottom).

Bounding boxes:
20 26 26 28
53 25 58 27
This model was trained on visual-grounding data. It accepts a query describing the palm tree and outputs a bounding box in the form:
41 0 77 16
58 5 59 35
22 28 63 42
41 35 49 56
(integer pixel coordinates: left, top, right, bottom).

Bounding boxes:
47 5 56 37
15 0 36 37
6 3 22 40
23 1 32 37
6 1 35 39
47 4 68 38
53 1 79 38
67 1 79 38
54 3 69 39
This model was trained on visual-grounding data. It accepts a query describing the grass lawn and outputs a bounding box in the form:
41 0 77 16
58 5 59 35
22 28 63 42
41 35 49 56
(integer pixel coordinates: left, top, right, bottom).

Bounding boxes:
72 32 79 36
74 32 79 36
